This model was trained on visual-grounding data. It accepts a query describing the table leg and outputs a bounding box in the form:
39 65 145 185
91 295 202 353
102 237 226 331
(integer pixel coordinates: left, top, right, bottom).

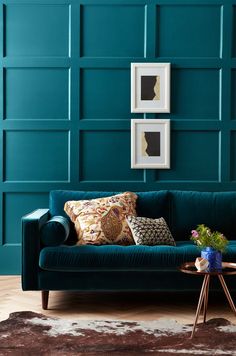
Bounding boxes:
218 275 236 315
191 275 209 339
203 275 210 323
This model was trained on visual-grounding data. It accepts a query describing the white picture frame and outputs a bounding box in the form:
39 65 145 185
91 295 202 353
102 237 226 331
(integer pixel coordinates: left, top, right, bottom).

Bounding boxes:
131 63 171 113
131 119 170 169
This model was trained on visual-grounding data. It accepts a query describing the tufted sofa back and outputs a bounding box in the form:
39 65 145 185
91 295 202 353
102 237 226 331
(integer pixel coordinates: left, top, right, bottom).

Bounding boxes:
168 191 236 241
49 190 236 241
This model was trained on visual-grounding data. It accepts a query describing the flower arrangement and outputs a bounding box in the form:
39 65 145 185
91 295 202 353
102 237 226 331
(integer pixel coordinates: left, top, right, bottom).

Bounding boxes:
190 224 228 253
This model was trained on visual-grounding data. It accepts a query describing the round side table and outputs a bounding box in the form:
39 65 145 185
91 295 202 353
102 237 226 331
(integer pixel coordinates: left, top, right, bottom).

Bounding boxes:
179 262 236 338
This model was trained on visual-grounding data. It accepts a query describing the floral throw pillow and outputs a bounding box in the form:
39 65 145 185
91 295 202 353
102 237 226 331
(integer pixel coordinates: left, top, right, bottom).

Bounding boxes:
126 216 176 246
64 192 137 245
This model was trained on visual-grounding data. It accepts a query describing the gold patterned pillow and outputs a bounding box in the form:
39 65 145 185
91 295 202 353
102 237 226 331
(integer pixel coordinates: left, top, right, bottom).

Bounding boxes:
64 192 138 245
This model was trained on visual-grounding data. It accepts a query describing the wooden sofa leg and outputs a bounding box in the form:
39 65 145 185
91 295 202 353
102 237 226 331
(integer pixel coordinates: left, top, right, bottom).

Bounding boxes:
42 291 49 310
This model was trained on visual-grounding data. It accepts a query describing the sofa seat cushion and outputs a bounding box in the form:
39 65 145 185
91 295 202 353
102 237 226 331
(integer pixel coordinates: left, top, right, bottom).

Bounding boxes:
39 241 236 272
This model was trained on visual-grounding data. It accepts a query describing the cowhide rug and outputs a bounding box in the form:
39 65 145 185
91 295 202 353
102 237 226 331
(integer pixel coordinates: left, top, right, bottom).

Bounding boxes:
0 312 236 355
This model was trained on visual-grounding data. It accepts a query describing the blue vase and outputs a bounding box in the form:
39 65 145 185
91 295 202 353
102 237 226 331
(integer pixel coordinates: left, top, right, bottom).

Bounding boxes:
201 247 222 271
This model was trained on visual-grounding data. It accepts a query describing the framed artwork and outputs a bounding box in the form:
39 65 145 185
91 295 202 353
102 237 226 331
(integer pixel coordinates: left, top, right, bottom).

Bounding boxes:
131 119 170 169
131 63 170 113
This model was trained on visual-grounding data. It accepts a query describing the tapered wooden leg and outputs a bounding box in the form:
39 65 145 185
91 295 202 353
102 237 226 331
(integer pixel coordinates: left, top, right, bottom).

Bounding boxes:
191 275 209 339
41 291 49 310
203 276 210 323
218 275 236 315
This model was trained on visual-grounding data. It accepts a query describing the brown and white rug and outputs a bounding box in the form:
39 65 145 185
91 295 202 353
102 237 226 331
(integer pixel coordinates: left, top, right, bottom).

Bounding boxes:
0 311 236 355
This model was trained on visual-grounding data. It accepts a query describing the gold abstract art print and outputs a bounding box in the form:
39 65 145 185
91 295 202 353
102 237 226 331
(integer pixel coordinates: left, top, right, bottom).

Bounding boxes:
131 63 170 113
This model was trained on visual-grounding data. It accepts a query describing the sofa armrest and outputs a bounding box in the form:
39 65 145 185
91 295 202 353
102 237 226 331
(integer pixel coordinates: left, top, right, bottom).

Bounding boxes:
22 209 50 290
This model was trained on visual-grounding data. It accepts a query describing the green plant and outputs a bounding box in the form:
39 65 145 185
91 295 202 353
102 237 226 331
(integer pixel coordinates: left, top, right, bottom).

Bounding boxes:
190 224 228 252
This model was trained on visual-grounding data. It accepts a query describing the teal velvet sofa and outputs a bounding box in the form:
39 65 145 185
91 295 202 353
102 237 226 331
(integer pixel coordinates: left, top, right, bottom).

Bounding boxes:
22 190 236 309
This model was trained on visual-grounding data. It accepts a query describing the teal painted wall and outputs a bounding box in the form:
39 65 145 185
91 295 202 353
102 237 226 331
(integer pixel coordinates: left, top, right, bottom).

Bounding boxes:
0 0 236 273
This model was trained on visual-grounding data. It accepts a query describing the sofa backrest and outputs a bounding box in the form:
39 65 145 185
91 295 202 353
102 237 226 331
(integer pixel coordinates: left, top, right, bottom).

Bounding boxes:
169 191 236 241
49 190 236 242
49 190 170 244
49 190 170 219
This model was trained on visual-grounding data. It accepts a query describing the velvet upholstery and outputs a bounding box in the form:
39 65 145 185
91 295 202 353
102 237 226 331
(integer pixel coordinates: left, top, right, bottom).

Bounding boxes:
39 241 236 272
37 270 236 292
40 216 70 246
170 191 236 240
38 270 204 291
50 190 170 220
22 209 50 290
22 190 236 292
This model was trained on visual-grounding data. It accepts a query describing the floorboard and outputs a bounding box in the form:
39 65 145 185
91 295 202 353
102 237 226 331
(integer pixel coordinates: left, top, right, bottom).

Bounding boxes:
0 276 235 324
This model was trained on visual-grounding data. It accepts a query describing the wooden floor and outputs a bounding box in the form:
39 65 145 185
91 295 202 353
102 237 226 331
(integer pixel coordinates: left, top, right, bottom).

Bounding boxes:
0 276 236 324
